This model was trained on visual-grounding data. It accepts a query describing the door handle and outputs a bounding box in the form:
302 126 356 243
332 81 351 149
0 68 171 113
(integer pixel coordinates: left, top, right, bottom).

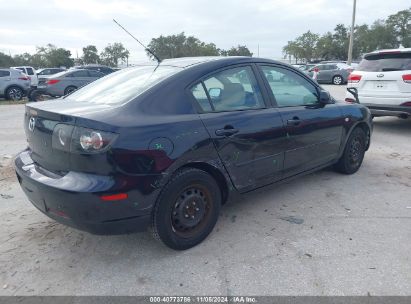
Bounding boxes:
215 126 239 137
287 117 301 126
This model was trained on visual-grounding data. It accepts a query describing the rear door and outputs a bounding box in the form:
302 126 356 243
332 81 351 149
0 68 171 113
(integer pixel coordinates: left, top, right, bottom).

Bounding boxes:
190 65 287 192
258 64 343 177
318 65 333 82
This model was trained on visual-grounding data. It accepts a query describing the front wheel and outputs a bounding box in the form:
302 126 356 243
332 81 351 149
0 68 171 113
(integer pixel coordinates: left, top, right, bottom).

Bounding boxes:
151 168 221 250
334 127 366 174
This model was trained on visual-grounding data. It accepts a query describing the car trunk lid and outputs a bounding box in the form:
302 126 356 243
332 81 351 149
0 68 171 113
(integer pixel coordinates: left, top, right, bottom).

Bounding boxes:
24 100 113 173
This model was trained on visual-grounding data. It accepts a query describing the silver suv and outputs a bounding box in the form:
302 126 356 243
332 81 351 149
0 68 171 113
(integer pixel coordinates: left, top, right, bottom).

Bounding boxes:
0 69 31 100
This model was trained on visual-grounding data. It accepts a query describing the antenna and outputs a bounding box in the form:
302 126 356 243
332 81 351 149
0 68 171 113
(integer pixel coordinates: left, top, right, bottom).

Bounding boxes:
113 19 161 63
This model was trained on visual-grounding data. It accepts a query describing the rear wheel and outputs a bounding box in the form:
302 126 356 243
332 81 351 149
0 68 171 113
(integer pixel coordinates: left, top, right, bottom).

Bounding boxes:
334 127 366 174
332 75 343 85
6 86 23 101
151 168 221 250
64 86 77 95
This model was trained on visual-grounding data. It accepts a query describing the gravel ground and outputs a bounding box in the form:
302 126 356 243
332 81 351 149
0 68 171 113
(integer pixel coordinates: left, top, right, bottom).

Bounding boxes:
0 85 410 296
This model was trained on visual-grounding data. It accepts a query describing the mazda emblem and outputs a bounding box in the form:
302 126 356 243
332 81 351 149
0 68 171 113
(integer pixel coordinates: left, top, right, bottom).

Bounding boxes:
377 74 384 78
28 117 36 132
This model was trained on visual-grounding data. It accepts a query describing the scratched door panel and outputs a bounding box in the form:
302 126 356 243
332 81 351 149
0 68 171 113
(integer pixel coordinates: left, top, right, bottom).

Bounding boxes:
200 108 287 192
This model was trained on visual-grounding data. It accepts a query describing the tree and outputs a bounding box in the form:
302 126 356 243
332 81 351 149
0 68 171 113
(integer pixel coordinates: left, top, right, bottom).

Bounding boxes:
386 8 411 47
82 45 100 64
283 31 319 62
220 45 253 56
0 52 15 67
100 42 130 67
34 44 73 68
147 32 220 60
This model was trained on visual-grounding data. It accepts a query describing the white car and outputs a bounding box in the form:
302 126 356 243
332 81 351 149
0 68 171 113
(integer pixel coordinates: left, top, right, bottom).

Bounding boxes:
11 66 38 88
345 48 411 118
0 68 31 100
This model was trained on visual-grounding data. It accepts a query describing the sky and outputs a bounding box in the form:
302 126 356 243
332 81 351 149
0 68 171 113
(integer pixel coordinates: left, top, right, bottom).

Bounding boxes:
0 0 409 64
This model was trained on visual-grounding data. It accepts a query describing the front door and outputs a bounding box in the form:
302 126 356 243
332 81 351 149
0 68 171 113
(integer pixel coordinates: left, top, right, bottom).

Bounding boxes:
189 65 287 192
258 65 344 177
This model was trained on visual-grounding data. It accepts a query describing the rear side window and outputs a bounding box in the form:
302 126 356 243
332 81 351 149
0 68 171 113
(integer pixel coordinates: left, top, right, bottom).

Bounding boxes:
0 70 10 77
15 68 25 73
66 65 181 105
69 70 89 77
358 52 411 72
88 70 104 77
26 68 34 75
191 66 264 112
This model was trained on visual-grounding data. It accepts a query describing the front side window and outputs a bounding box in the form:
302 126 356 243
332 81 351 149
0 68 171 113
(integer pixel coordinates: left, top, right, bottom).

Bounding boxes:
193 66 264 112
261 66 319 107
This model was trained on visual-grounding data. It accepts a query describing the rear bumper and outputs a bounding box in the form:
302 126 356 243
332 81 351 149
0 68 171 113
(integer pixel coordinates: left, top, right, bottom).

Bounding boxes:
362 103 411 118
14 150 153 235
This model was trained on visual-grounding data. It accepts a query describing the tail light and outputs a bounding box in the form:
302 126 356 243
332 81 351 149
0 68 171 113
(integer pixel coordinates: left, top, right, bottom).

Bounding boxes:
100 193 128 201
46 79 60 85
402 74 411 83
348 74 362 83
71 126 118 153
51 124 118 153
345 98 356 103
400 102 411 107
18 76 29 80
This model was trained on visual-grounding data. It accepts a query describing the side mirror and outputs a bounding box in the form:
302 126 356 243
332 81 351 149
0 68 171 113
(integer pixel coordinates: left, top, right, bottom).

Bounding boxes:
319 90 332 104
208 88 222 99
347 87 360 103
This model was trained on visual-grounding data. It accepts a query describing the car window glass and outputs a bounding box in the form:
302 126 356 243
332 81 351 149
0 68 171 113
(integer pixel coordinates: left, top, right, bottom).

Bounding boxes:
70 70 89 77
202 66 264 112
67 65 181 105
88 70 103 77
261 66 319 107
330 65 337 70
26 68 34 75
357 52 411 72
190 83 212 112
15 68 25 73
0 70 10 77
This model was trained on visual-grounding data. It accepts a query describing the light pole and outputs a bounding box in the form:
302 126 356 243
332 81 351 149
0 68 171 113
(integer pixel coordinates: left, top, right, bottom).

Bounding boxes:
347 0 357 65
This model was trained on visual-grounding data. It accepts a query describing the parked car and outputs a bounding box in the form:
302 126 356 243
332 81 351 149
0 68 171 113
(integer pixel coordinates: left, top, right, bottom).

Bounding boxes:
0 68 31 100
11 66 38 88
345 48 411 118
37 69 105 97
14 57 372 250
307 63 351 85
73 64 115 75
36 68 66 76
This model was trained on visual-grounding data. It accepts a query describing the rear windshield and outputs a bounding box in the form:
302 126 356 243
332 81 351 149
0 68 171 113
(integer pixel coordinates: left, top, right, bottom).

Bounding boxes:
357 52 411 72
65 65 181 105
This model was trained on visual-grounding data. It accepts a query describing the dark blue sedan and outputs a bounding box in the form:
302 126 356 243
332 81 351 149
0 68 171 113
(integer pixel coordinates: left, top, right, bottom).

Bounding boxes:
14 57 372 250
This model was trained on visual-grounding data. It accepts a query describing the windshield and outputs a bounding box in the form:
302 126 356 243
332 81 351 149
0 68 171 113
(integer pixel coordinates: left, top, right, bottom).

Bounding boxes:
357 52 411 72
65 65 181 105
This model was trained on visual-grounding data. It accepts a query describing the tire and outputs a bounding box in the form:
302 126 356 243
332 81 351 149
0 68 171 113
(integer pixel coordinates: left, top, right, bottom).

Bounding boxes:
151 168 221 250
332 75 343 85
334 127 366 174
6 86 23 101
64 86 77 96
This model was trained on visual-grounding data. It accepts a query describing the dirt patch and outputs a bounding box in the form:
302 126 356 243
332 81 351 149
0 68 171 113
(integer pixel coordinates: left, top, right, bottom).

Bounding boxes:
0 157 15 183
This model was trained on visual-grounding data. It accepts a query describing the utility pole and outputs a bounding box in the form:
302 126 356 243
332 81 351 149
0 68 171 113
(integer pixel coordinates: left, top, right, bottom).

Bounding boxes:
257 44 260 57
347 0 357 65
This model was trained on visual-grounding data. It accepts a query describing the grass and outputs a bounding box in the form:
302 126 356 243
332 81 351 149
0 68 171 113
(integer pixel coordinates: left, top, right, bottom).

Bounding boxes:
0 98 28 105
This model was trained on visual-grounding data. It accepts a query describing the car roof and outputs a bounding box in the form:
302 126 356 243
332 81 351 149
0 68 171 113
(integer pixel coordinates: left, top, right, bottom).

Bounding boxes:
366 48 411 56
